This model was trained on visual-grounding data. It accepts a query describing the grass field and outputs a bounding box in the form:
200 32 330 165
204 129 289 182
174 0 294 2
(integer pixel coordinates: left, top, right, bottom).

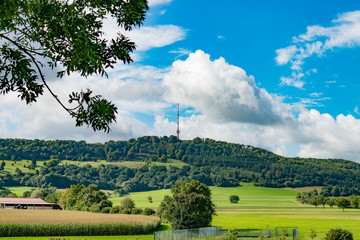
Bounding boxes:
0 160 45 175
285 186 324 193
213 208 360 239
59 159 188 169
0 159 188 176
109 185 297 208
109 185 360 239
6 186 38 196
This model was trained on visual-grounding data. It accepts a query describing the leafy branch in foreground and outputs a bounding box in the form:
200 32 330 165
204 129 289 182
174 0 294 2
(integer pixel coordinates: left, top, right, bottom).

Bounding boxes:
0 0 149 132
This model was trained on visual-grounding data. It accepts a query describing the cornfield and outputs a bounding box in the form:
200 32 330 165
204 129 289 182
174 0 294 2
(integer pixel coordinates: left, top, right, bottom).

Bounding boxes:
0 221 161 237
0 209 160 237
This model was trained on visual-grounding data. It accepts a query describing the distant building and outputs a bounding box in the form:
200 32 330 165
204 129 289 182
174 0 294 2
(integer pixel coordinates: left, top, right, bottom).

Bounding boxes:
0 198 61 210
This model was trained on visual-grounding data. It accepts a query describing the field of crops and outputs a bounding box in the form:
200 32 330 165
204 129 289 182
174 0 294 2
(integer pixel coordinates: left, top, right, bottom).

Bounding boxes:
0 209 160 238
0 209 158 224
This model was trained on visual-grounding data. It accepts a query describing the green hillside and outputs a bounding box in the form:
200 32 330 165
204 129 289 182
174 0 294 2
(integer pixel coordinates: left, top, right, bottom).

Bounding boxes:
1 136 360 196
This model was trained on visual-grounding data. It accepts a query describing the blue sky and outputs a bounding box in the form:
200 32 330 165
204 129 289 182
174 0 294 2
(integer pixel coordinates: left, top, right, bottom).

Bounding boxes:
2 0 360 162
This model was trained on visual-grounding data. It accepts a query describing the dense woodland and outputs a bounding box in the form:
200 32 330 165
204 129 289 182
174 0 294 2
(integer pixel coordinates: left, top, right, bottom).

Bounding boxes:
1 137 360 196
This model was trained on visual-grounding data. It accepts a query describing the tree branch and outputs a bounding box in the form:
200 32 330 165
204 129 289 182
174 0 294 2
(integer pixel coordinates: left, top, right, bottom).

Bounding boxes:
0 33 74 115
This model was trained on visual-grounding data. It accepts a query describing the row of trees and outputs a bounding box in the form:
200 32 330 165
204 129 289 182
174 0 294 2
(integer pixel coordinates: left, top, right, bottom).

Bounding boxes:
296 190 360 211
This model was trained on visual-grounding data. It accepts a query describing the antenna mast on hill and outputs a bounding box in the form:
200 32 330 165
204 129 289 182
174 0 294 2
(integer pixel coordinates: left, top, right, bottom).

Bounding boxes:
177 103 180 140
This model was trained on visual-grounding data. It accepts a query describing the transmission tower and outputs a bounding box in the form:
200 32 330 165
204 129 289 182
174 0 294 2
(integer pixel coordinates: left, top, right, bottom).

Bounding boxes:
177 103 180 139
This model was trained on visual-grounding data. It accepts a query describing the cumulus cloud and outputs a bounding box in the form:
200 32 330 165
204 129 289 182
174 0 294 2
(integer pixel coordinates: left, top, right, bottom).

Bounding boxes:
294 110 360 161
276 11 360 88
162 50 292 125
152 108 360 162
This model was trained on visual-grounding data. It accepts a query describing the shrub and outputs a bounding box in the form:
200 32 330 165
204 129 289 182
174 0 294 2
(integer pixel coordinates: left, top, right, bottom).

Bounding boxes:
143 208 156 215
324 228 353 240
131 208 143 215
226 228 238 240
121 208 132 214
89 204 100 213
121 197 135 209
101 207 112 213
109 205 120 214
229 195 240 203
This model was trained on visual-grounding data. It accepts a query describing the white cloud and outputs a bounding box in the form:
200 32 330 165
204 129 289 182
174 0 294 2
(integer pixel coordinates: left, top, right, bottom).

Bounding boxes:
102 16 186 52
169 48 191 59
275 45 298 65
162 50 292 125
125 25 186 51
280 75 305 89
152 108 360 162
276 11 360 88
148 0 172 7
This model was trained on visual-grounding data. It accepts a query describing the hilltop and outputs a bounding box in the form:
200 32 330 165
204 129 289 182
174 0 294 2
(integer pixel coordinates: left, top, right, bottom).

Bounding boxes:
0 136 359 196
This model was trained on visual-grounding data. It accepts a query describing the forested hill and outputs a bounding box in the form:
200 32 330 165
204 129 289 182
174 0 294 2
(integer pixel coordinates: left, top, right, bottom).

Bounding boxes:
0 136 360 196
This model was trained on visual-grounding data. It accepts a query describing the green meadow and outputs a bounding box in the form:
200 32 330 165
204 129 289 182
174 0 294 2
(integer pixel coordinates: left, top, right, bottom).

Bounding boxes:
109 185 297 208
0 159 188 176
0 160 45 175
3 185 360 239
59 159 188 169
7 186 37 196
110 185 360 239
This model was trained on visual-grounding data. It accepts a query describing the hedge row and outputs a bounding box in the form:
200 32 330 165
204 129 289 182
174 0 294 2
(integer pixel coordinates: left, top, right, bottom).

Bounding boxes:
0 221 161 237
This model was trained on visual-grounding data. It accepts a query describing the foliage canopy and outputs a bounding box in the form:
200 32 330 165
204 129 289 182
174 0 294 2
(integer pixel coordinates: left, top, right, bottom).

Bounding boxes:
229 195 240 203
0 0 149 132
158 180 216 230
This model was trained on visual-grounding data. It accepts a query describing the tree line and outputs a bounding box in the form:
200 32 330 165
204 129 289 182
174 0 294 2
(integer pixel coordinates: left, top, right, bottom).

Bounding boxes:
1 137 360 195
296 189 360 211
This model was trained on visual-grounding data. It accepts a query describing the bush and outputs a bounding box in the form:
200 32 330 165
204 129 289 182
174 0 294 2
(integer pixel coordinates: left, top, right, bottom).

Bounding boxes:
109 205 120 214
121 197 135 209
226 228 238 240
101 207 112 213
131 208 143 215
324 228 353 240
88 204 100 213
229 195 240 203
143 208 156 215
121 208 132 214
